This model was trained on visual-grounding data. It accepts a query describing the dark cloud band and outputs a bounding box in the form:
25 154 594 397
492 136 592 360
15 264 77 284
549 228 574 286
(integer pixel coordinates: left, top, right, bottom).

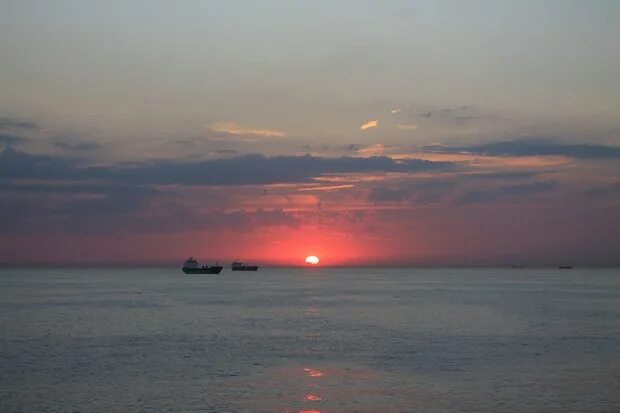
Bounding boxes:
0 147 454 186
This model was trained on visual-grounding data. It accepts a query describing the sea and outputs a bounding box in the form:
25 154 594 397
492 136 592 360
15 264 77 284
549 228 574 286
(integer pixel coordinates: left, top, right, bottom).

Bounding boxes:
1 267 619 412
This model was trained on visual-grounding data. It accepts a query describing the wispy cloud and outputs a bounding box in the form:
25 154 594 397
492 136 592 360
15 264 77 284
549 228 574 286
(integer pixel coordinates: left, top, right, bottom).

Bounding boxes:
1 147 455 186
368 180 456 204
0 133 30 146
426 139 620 159
207 122 286 138
586 182 620 198
419 105 490 121
298 184 355 192
54 141 101 152
456 181 558 205
360 120 378 130
356 143 385 156
0 117 38 131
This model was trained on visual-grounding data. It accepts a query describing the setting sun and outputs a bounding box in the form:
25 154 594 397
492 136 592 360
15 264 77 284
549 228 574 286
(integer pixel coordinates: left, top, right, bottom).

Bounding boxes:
305 255 320 265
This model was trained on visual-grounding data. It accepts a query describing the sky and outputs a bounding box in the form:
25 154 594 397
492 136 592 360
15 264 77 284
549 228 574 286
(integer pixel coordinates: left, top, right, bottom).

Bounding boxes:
1 0 620 266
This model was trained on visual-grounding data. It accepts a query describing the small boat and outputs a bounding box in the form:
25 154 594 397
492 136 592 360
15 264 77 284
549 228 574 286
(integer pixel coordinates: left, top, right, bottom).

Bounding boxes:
231 259 259 271
182 257 223 274
558 265 573 270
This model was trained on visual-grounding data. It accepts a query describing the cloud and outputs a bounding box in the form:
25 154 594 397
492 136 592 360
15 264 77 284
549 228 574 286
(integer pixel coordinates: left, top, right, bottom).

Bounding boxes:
419 105 489 121
355 143 385 156
212 149 239 154
0 147 455 236
456 181 558 205
117 154 453 186
54 141 101 152
207 122 286 138
426 139 620 159
0 117 38 131
396 124 418 131
0 186 160 235
0 146 90 180
586 182 620 198
298 184 355 192
0 183 301 235
0 181 158 196
368 180 456 204
0 133 30 146
360 120 378 130
1 147 454 186
368 187 407 203
461 171 541 180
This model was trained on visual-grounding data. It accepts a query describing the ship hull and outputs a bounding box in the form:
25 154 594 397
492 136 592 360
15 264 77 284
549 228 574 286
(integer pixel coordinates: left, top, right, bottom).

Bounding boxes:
231 266 259 271
183 266 223 274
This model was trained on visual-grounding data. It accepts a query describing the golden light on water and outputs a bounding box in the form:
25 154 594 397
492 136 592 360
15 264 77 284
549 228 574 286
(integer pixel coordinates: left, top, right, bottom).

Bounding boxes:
304 394 322 401
302 367 324 377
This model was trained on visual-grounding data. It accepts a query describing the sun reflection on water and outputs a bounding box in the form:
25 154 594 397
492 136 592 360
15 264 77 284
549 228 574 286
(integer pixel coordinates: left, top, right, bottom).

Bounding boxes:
305 306 318 315
303 367 324 377
304 394 322 401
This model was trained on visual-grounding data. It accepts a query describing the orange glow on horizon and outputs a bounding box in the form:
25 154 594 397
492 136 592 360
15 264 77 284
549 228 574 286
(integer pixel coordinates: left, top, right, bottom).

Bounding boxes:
305 255 320 265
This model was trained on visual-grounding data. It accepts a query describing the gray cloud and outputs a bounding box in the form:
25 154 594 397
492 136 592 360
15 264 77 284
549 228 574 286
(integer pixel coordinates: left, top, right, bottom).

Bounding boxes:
461 171 541 180
0 187 300 235
0 117 37 131
418 105 491 121
0 179 162 235
0 147 454 235
116 154 454 186
0 147 454 185
0 147 98 180
0 133 30 146
0 181 159 196
0 118 36 147
54 141 101 152
426 139 620 159
212 149 239 154
456 181 558 205
368 187 408 203
586 182 620 198
368 180 456 204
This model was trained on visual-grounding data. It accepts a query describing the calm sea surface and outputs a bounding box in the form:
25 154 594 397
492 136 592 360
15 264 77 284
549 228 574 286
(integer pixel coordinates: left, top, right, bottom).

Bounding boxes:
1 267 619 412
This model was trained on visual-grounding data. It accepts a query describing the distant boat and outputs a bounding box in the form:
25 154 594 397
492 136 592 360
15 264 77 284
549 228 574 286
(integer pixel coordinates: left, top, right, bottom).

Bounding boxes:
511 265 525 269
182 257 223 274
558 265 574 270
231 259 259 271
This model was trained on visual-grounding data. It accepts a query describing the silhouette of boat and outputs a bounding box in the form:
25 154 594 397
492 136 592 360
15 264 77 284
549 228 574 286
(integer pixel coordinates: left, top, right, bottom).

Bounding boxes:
231 259 259 271
558 265 573 269
182 257 223 274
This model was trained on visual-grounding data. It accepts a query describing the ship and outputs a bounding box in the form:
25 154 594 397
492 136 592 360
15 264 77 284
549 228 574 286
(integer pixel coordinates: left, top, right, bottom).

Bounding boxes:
558 265 573 270
182 257 223 274
231 259 259 271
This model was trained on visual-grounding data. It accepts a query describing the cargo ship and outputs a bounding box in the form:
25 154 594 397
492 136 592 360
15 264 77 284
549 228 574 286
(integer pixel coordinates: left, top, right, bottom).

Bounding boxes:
182 257 223 274
231 259 259 271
